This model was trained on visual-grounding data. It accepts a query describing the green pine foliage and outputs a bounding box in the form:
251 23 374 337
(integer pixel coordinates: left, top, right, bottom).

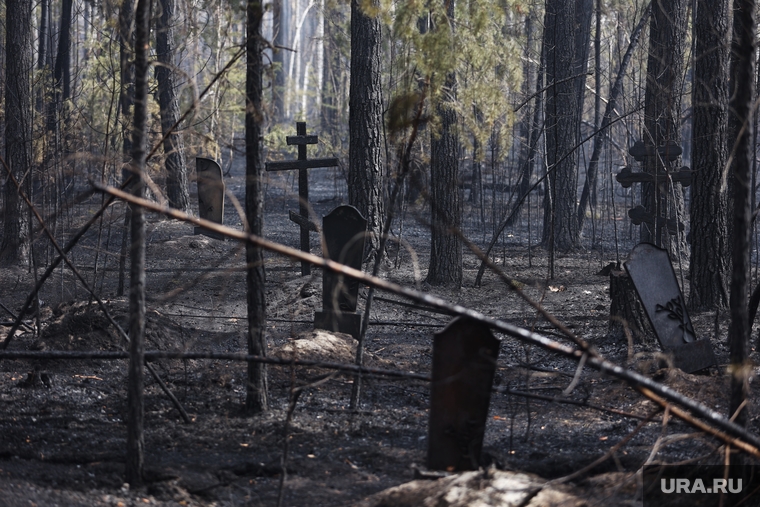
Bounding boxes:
368 0 525 159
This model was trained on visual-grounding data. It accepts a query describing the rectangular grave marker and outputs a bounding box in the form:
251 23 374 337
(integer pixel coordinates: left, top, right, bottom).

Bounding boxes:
265 122 339 276
194 157 226 240
428 317 500 472
314 205 366 340
625 242 717 373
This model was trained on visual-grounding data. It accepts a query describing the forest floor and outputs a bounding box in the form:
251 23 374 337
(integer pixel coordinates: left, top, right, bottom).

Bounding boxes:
0 162 758 506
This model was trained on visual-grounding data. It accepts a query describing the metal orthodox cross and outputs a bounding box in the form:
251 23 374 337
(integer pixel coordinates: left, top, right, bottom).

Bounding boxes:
615 140 692 247
265 122 338 275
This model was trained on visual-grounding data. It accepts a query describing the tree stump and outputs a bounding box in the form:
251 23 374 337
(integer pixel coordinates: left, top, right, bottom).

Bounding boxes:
608 268 652 344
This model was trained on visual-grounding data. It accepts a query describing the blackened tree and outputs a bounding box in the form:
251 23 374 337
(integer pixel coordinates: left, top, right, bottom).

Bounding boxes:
541 0 593 252
246 0 268 414
0 0 32 266
426 0 462 287
728 0 755 431
689 0 730 311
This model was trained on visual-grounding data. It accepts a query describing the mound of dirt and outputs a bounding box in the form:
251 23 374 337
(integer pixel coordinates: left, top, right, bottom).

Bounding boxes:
38 300 200 353
271 329 395 377
353 469 587 507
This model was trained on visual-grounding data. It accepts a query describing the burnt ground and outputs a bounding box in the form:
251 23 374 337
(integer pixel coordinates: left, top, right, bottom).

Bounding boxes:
0 161 758 506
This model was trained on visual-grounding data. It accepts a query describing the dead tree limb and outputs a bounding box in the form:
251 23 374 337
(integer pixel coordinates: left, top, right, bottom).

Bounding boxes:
91 183 760 454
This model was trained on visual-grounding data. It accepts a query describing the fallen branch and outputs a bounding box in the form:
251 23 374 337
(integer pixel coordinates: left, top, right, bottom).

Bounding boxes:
90 183 760 455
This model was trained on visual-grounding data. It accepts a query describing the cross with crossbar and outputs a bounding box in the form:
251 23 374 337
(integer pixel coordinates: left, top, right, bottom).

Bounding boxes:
265 122 339 275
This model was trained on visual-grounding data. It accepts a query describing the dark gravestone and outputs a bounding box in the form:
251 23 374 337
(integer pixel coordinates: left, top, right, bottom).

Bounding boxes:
625 243 717 373
194 157 226 240
428 317 500 472
314 205 367 339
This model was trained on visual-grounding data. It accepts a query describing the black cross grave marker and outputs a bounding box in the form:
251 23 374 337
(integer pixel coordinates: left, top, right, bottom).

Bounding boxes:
265 122 339 275
615 140 692 247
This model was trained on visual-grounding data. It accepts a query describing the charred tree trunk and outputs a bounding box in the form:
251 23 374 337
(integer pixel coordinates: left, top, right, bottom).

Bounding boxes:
117 0 135 296
608 268 652 344
729 0 754 431
155 0 190 211
0 0 32 266
37 0 48 70
245 0 268 414
53 0 73 102
427 79 462 287
542 0 593 252
348 0 384 259
689 0 730 311
125 0 151 487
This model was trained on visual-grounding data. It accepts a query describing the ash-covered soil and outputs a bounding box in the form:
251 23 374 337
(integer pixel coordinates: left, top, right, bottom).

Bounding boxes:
0 162 758 506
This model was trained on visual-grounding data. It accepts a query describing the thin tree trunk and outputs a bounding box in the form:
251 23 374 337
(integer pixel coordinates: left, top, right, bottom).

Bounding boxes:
53 0 72 101
577 3 650 232
117 0 135 296
272 0 286 120
156 0 189 211
0 0 32 266
729 0 755 431
125 0 151 487
38 0 48 70
245 0 268 414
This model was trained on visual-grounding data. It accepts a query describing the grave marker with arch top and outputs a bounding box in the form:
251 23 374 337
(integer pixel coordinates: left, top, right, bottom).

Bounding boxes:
194 157 226 240
314 205 367 340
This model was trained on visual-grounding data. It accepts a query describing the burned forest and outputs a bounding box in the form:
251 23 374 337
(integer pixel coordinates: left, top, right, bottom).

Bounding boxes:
3 0 760 506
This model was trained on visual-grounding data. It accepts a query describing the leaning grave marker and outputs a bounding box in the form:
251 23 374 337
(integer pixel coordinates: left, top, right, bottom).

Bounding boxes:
194 157 226 240
314 205 367 340
428 317 499 472
624 242 717 373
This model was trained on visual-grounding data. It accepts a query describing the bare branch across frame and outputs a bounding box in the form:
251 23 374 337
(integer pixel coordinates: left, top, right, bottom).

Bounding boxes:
89 181 760 456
